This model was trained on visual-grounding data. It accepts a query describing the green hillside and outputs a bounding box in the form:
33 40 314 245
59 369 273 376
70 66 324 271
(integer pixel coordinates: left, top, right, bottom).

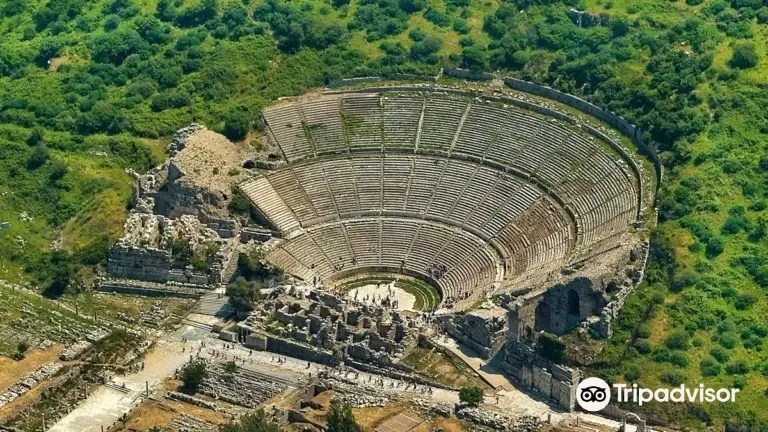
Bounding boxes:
0 0 766 428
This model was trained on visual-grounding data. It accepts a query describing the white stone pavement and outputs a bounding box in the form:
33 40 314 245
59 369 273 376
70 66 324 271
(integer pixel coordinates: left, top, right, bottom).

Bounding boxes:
49 325 208 432
50 324 646 432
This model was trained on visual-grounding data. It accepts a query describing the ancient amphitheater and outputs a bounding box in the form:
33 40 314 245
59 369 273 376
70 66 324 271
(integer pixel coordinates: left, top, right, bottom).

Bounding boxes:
239 86 655 312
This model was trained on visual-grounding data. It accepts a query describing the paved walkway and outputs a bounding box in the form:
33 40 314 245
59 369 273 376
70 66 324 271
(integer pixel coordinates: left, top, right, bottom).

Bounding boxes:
433 336 649 432
49 325 209 432
50 324 647 432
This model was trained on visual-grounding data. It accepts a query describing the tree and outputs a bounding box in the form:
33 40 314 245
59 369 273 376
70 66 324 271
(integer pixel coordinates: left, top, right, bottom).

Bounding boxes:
729 42 757 69
705 237 725 258
222 411 281 432
180 359 208 393
327 400 359 432
223 111 251 141
665 330 691 350
226 277 261 314
461 45 487 74
458 386 484 407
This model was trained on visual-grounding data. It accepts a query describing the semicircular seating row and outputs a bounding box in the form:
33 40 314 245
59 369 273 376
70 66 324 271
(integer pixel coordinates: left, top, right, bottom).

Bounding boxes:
242 91 639 305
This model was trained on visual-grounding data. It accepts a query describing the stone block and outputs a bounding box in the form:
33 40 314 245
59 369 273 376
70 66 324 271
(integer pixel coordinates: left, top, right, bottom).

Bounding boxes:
245 334 267 350
551 364 579 384
521 365 534 389
219 330 237 342
552 379 577 411
532 367 552 397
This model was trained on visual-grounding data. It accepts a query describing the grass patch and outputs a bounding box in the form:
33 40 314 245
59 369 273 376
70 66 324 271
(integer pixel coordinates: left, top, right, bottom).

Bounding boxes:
403 346 488 389
394 279 441 311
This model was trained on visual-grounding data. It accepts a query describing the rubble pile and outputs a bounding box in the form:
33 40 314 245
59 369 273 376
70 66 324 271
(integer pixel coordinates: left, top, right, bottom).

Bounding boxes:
454 406 544 431
117 312 136 324
0 363 63 409
140 303 167 326
167 392 218 411
60 340 93 361
169 413 218 432
196 363 286 408
239 284 421 368
508 416 544 432
59 329 109 361
456 406 508 430
333 392 389 408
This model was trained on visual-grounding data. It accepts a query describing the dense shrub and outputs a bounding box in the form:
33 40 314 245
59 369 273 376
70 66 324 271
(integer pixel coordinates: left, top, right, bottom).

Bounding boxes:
718 332 739 349
661 370 686 385
536 333 566 363
89 29 148 65
634 338 652 354
725 360 749 375
151 89 191 111
624 364 641 381
701 357 721 376
670 351 690 367
730 42 758 69
222 111 251 141
665 330 691 350
706 237 725 258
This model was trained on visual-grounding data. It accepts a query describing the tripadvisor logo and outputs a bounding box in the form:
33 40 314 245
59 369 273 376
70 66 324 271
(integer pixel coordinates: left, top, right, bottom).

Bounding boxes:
577 377 740 412
577 377 612 412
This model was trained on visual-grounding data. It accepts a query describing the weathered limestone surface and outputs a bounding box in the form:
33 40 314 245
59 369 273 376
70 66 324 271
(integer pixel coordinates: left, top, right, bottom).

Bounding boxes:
108 124 268 288
501 340 580 411
235 284 421 368
437 306 507 358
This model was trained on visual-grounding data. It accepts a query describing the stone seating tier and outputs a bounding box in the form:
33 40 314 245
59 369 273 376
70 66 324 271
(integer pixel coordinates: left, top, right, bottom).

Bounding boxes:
252 89 643 309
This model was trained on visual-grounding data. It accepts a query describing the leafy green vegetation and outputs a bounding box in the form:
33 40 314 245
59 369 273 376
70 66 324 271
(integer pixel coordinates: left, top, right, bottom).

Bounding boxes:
0 0 765 428
222 410 282 432
458 385 484 407
326 400 359 432
226 276 262 314
179 358 208 393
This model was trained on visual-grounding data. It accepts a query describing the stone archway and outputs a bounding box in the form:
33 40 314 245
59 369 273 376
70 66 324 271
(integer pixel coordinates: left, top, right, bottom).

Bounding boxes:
535 301 551 332
567 289 580 317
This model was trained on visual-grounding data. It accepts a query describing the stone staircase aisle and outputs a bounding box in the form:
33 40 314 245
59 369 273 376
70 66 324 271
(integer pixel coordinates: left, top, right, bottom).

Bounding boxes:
191 291 231 317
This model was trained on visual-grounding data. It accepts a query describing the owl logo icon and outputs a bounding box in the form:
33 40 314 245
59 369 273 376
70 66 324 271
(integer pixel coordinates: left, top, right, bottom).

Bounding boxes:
577 377 611 412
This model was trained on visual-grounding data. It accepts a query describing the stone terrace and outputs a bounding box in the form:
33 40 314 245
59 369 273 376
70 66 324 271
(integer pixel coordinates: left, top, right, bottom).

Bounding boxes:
246 87 647 311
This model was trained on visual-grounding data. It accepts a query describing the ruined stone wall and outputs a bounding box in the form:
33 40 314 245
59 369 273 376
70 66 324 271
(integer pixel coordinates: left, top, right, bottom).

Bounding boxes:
154 177 227 220
240 227 273 243
590 241 650 338
507 276 608 339
167 269 210 285
437 308 508 358
443 67 496 81
107 246 170 282
502 340 580 411
265 335 340 365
